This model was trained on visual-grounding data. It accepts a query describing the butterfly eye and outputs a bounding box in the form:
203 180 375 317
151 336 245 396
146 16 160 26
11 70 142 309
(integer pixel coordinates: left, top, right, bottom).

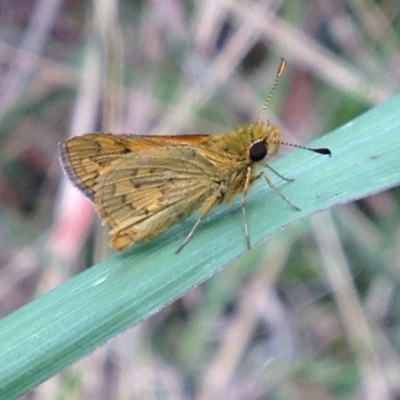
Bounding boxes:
249 140 268 162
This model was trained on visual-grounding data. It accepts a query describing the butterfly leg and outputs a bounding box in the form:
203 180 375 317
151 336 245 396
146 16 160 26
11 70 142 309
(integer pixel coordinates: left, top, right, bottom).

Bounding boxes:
266 164 294 182
261 172 300 211
176 190 223 254
241 166 253 250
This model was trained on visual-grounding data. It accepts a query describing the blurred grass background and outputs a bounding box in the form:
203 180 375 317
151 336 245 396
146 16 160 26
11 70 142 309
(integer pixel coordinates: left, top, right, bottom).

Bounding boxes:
0 0 399 399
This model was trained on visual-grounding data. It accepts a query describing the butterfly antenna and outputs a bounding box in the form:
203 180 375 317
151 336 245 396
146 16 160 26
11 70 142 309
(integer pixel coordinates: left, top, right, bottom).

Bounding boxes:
257 58 286 124
280 141 332 157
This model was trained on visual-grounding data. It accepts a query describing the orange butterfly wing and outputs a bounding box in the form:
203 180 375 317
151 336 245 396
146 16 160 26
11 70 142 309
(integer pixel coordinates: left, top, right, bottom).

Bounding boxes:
59 133 210 200
93 145 220 249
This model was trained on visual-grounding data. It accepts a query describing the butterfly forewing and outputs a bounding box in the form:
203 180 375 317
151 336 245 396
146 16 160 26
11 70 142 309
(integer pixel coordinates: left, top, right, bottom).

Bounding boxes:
60 134 209 199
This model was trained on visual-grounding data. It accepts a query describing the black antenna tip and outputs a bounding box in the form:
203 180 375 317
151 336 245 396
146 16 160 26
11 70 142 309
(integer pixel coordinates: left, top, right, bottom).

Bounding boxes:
312 147 332 157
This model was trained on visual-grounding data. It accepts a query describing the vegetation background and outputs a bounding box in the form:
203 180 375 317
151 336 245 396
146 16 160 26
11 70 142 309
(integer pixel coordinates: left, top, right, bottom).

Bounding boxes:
0 0 399 399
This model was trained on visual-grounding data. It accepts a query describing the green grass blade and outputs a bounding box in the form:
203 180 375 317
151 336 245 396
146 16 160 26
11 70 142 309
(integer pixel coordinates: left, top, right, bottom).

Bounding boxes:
0 94 400 398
